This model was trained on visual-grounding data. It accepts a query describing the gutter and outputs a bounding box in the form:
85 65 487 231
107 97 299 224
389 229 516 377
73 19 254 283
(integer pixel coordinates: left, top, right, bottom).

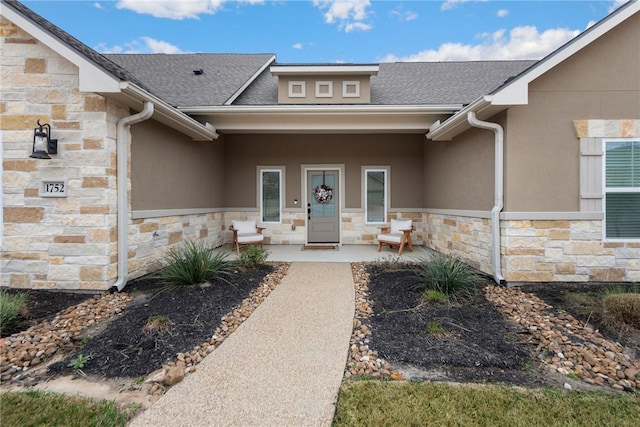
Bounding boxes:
180 104 463 115
120 82 218 140
111 102 154 292
427 96 492 141
467 111 506 285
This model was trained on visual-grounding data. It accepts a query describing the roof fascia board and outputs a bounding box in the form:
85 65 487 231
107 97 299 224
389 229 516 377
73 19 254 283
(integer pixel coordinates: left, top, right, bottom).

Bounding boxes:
120 82 218 141
426 96 492 141
491 1 640 105
2 4 120 93
270 65 380 76
181 104 462 115
225 55 276 105
208 113 444 133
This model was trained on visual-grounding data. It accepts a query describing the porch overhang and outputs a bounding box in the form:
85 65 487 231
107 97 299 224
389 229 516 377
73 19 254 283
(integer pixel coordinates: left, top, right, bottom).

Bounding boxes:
180 104 462 134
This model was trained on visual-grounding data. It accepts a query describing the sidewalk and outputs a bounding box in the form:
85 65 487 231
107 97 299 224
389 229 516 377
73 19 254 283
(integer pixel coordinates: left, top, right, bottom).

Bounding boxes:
128 262 355 427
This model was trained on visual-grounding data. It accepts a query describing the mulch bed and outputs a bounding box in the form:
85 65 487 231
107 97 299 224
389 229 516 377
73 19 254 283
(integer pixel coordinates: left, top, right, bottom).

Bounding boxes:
46 265 273 379
365 268 547 387
1 289 93 338
522 282 640 358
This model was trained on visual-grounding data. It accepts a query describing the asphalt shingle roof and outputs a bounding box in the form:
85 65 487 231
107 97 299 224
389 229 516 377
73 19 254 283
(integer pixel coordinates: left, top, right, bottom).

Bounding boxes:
3 0 147 90
6 0 535 108
105 54 275 107
234 60 536 106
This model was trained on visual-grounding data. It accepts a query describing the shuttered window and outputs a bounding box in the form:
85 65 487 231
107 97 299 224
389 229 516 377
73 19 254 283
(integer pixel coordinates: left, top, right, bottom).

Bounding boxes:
604 140 640 239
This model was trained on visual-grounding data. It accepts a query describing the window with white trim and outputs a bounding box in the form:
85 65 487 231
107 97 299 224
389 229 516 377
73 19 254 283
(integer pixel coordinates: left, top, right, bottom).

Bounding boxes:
604 139 640 239
343 81 360 98
288 81 305 98
259 168 283 223
364 168 388 223
315 81 333 98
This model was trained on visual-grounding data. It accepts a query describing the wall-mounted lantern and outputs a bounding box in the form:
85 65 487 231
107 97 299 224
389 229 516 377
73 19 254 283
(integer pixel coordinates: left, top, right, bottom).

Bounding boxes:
30 119 58 159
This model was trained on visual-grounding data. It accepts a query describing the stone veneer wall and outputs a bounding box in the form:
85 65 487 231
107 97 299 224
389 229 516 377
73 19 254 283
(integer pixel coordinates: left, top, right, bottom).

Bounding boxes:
223 210 424 246
126 212 225 281
1 18 129 290
424 213 493 275
501 220 640 282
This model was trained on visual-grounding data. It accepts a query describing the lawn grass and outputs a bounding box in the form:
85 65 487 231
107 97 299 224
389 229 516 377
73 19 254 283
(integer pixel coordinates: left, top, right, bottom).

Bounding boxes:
334 381 640 427
0 390 138 427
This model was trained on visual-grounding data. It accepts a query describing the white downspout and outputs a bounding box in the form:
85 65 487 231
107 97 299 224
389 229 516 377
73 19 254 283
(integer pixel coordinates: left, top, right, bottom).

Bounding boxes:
467 111 506 284
112 102 154 291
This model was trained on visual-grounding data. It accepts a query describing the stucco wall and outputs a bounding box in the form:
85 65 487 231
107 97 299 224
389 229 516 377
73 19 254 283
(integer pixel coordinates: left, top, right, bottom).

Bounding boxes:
222 134 425 210
423 122 496 211
131 122 225 211
504 12 640 212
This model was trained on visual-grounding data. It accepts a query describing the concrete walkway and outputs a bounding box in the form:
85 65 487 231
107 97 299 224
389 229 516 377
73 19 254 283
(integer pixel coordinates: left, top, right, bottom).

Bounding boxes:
129 262 355 427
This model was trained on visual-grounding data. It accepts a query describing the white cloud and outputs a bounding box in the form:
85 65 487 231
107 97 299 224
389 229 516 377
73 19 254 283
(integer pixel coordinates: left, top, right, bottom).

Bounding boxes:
345 21 372 32
390 9 418 22
95 37 185 54
116 0 264 20
292 43 303 50
94 2 104 10
313 0 373 32
441 0 487 12
497 9 508 18
380 25 580 62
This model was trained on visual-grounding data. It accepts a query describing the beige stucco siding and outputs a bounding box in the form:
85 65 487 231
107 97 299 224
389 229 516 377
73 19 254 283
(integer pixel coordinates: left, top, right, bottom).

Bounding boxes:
223 134 424 209
277 76 371 104
504 12 640 212
423 125 496 211
131 121 225 210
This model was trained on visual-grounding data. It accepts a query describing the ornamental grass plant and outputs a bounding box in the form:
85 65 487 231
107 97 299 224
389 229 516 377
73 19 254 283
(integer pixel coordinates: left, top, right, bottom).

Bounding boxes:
411 252 482 301
158 239 233 286
0 290 27 332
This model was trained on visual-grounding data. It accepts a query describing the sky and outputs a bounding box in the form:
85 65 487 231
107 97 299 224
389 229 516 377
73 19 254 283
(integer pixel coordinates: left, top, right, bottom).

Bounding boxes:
19 0 631 63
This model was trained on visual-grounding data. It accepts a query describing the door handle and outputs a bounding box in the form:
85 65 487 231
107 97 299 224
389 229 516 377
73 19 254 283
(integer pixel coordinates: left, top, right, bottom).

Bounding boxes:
307 207 311 220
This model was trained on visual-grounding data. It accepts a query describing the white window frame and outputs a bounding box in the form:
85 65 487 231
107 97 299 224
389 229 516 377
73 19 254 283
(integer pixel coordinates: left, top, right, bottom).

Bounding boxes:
288 81 306 98
315 81 333 98
258 167 285 224
363 166 389 224
603 138 640 241
343 81 360 98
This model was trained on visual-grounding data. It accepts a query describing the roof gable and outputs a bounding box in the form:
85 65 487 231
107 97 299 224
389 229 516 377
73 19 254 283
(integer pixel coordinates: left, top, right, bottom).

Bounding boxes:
491 0 640 105
105 53 275 107
1 0 143 93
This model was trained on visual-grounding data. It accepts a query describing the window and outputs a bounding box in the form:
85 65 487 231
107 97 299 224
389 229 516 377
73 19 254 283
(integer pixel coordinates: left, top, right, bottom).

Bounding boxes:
315 81 333 98
288 81 305 98
260 168 283 223
604 139 640 239
364 168 388 223
343 81 360 98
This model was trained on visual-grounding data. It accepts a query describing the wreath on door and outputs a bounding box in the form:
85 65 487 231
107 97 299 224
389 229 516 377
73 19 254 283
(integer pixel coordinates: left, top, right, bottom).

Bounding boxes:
314 184 333 204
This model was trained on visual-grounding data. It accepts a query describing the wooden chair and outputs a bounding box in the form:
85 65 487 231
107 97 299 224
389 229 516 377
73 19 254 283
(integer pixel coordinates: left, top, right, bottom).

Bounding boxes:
230 219 265 255
377 219 415 255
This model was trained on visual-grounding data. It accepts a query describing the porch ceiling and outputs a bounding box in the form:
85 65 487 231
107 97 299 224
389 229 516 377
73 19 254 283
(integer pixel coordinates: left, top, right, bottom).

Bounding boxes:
182 105 462 134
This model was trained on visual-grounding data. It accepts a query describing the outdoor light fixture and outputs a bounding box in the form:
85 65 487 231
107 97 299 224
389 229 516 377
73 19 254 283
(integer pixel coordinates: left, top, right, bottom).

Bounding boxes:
30 119 58 159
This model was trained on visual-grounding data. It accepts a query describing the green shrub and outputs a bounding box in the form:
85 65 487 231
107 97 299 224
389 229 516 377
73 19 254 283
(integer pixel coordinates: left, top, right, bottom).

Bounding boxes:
238 245 269 268
411 252 481 299
0 291 27 330
422 289 449 304
602 293 640 329
158 239 233 286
